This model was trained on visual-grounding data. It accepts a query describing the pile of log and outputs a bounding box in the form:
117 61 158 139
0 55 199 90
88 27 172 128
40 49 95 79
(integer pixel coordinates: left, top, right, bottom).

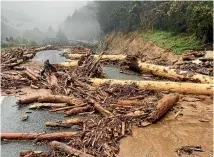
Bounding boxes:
120 55 213 84
176 61 213 76
2 48 212 157
1 45 60 71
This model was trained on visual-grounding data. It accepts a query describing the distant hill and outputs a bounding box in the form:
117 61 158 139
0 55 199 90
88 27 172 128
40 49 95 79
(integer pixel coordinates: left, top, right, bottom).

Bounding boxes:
59 1 101 41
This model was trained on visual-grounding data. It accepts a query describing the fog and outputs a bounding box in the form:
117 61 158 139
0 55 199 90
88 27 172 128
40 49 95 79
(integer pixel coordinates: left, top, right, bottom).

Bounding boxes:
1 1 101 43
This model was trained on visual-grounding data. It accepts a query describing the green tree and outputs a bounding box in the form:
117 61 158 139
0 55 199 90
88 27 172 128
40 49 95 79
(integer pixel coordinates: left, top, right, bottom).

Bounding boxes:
55 29 69 46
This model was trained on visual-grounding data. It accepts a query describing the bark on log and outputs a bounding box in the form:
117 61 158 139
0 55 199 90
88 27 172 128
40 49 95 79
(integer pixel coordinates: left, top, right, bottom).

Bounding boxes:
148 93 179 123
90 78 213 95
38 94 84 106
45 118 83 127
117 99 145 106
49 104 85 112
49 141 94 157
23 70 38 81
0 132 78 140
136 61 213 84
26 68 40 78
29 103 67 109
20 150 49 157
46 73 58 91
65 105 91 116
18 95 40 104
67 54 126 61
53 61 78 68
93 102 114 117
6 59 24 68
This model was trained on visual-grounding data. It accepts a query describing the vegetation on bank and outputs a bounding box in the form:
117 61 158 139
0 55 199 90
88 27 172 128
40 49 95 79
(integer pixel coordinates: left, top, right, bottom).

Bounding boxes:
141 30 202 55
96 1 213 53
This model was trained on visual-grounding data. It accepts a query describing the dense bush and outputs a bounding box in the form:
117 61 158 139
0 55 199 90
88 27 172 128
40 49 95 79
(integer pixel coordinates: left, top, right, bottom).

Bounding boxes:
96 1 213 43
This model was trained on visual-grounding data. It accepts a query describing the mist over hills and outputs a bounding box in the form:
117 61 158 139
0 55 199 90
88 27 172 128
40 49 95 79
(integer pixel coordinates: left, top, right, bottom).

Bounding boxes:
1 1 101 43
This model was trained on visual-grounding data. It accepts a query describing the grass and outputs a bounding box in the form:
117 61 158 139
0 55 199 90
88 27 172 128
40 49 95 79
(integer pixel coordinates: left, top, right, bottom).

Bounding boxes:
140 30 202 55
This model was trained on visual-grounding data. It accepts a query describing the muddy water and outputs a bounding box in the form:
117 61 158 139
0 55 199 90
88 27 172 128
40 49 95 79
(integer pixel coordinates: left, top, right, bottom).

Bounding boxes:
33 50 66 64
118 96 213 157
103 67 142 80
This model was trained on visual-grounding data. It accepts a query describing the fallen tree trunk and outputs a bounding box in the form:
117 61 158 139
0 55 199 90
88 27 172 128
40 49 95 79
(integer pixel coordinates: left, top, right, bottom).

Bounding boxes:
0 132 78 140
53 61 78 68
148 93 179 123
4 59 24 68
93 102 114 117
38 94 85 106
20 150 49 157
117 99 145 106
46 73 59 92
49 104 85 112
18 95 41 104
29 103 67 109
65 105 91 116
49 141 94 157
45 118 83 127
136 61 213 84
23 70 38 81
90 78 213 95
67 54 126 61
26 68 40 78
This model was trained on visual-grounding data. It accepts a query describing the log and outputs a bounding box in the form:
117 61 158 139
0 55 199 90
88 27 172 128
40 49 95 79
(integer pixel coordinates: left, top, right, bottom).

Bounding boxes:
38 94 84 106
199 57 213 61
67 54 126 61
46 73 58 91
148 93 179 123
18 95 40 104
26 68 40 78
90 78 213 95
45 118 83 127
65 105 91 116
49 104 85 112
93 102 114 117
29 103 67 109
49 141 94 157
117 99 145 106
0 132 78 140
23 70 38 81
136 61 213 84
53 61 78 68
5 59 24 68
20 150 49 157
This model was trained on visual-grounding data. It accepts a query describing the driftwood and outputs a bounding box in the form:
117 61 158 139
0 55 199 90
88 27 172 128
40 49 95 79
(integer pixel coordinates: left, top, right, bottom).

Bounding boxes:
45 118 83 127
20 150 49 157
18 95 41 104
148 93 179 123
0 132 79 140
117 99 145 106
49 104 85 112
65 105 91 116
90 78 213 95
38 94 85 106
23 70 38 81
54 61 78 68
136 61 213 84
93 102 114 117
67 54 126 61
29 103 67 109
49 141 94 157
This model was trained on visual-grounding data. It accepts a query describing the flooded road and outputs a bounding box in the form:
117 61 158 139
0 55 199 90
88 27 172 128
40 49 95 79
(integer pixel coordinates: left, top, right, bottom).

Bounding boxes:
33 50 66 64
1 96 78 157
1 50 213 157
118 96 213 157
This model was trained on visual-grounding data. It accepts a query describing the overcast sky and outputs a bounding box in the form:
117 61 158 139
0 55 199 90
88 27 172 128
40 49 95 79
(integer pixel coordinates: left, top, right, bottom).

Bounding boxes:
1 1 88 30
